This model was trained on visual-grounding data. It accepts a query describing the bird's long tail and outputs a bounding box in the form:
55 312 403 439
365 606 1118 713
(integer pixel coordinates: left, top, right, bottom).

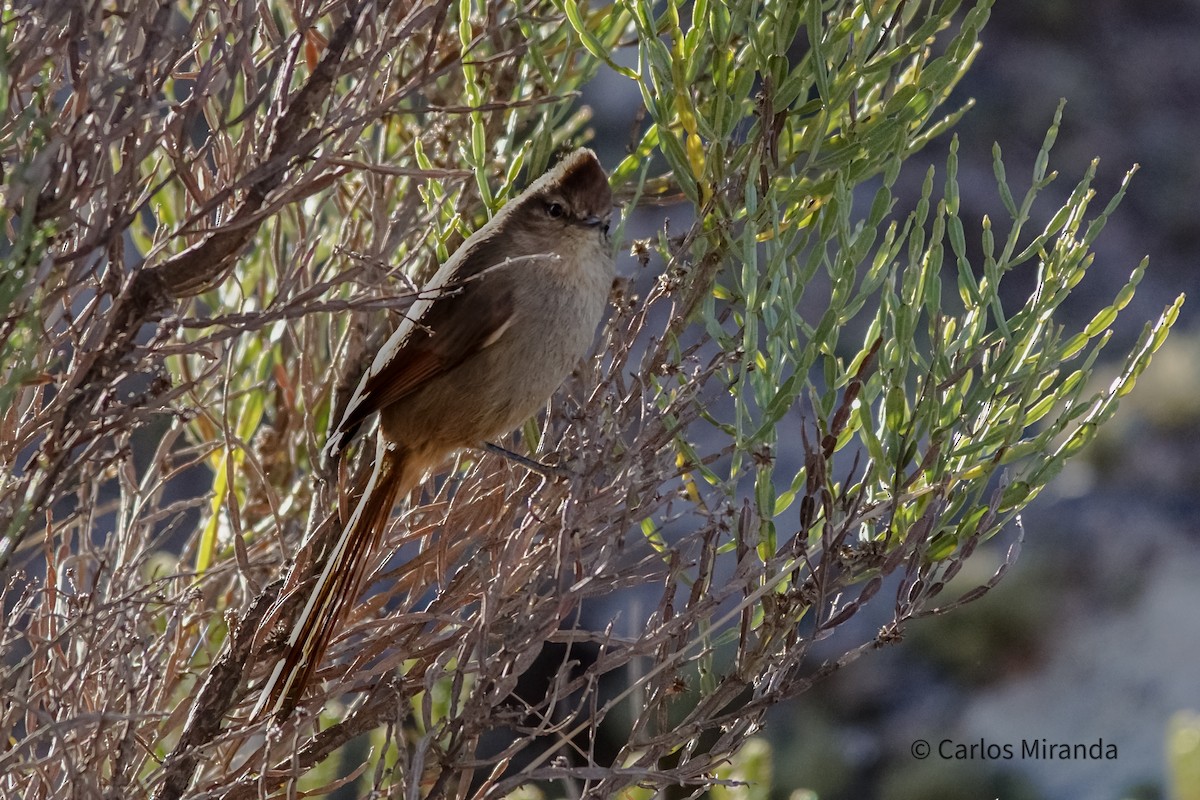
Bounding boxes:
253 438 413 721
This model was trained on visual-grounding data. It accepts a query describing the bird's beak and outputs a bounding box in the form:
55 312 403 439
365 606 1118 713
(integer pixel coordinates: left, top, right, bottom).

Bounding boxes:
583 214 611 236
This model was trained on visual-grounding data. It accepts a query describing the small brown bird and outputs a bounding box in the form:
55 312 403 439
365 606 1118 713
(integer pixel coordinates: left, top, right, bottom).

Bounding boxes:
253 149 615 720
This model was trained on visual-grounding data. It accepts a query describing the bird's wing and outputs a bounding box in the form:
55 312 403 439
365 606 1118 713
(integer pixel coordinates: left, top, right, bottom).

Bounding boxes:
328 249 517 453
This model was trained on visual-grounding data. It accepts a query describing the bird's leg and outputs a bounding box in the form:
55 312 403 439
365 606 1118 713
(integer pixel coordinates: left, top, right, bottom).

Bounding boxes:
482 442 572 479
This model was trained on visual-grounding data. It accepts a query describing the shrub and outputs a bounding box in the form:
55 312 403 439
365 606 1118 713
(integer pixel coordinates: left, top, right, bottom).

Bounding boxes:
0 1 1180 797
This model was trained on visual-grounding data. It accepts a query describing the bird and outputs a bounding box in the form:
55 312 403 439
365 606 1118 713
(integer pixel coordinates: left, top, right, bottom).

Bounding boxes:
252 148 615 721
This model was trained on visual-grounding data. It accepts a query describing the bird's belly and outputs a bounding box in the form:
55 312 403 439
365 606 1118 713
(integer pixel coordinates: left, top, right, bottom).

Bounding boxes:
380 278 604 450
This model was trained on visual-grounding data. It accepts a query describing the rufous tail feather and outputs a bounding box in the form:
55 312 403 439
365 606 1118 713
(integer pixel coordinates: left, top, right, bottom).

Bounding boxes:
252 438 411 721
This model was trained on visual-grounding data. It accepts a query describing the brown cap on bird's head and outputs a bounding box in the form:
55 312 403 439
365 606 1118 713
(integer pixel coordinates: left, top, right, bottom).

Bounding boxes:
508 149 613 233
545 149 612 219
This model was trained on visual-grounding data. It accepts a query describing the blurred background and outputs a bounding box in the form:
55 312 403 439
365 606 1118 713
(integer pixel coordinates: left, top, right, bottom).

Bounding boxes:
582 2 1200 798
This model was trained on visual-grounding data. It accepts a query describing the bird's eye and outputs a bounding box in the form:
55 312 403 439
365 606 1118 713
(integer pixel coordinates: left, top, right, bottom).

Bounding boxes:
545 201 565 219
